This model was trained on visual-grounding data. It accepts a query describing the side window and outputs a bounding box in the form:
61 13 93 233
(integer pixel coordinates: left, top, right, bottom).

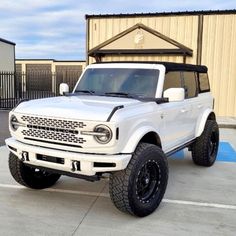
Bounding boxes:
163 71 182 91
182 71 198 98
199 73 210 92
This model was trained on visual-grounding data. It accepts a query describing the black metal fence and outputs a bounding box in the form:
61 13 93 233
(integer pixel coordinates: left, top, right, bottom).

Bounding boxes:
0 71 81 109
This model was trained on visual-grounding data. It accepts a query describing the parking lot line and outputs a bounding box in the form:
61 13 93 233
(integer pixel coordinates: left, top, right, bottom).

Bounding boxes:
0 183 235 211
162 199 236 210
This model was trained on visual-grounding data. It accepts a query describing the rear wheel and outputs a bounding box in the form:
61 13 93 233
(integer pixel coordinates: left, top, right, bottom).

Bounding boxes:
9 152 61 189
109 143 168 217
192 120 219 167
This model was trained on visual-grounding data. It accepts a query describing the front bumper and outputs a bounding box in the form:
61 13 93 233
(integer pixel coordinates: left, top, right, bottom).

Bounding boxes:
5 137 131 176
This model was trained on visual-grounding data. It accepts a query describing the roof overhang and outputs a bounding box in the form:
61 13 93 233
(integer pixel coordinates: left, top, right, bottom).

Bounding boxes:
0 37 15 46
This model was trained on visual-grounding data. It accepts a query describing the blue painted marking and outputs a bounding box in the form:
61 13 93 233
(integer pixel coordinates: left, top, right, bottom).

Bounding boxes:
170 150 184 159
217 142 236 162
169 142 236 163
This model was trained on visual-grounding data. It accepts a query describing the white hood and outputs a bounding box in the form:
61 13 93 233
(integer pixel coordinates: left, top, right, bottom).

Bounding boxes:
14 95 141 121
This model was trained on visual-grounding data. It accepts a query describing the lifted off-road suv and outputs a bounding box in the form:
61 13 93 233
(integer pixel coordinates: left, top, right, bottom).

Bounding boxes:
6 62 219 217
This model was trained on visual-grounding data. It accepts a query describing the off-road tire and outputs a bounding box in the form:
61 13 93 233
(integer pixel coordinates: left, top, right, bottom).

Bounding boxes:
109 143 168 217
9 152 61 189
192 120 219 167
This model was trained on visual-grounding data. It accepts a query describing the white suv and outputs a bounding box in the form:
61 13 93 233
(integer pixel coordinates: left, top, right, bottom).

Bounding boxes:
5 62 219 217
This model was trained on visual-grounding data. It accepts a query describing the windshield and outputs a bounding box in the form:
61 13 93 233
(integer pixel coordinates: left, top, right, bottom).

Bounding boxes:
74 68 159 98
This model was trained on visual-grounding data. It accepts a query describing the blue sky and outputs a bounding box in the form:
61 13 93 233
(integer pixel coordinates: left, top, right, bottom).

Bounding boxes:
0 0 235 60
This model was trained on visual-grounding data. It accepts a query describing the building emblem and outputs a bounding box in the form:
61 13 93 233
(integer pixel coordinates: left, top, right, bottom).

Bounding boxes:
134 30 144 48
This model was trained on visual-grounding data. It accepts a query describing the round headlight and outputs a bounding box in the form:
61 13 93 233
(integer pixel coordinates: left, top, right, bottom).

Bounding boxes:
94 125 112 144
10 115 19 131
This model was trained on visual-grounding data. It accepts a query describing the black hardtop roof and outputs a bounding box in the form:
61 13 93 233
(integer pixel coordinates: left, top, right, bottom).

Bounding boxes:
94 61 208 73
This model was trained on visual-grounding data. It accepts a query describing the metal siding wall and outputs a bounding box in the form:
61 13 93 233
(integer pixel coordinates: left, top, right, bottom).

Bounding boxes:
202 14 236 117
88 16 198 64
88 13 236 117
0 42 15 72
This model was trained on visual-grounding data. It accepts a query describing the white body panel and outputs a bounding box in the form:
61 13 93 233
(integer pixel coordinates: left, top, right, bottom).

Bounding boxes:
6 63 214 177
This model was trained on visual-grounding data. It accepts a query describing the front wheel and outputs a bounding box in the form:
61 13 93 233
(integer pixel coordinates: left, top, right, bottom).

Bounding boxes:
109 143 168 217
192 120 219 167
9 152 61 189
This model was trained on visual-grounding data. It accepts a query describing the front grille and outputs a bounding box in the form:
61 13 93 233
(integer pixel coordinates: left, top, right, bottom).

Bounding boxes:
21 116 86 129
21 115 87 146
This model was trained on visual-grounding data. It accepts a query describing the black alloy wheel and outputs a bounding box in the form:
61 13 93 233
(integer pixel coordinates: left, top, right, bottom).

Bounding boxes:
136 160 161 204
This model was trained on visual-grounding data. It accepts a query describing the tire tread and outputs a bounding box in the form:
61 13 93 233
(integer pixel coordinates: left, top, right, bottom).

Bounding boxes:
192 120 219 167
109 143 168 216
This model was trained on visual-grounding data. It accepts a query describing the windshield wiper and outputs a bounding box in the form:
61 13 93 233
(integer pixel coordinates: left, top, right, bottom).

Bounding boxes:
74 90 95 95
105 92 136 98
105 92 169 104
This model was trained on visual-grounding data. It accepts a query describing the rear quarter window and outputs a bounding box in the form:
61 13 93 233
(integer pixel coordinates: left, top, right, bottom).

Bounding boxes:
199 73 210 92
182 71 198 98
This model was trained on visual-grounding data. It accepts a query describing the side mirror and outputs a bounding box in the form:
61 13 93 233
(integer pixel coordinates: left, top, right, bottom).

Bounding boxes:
59 83 69 95
163 88 185 102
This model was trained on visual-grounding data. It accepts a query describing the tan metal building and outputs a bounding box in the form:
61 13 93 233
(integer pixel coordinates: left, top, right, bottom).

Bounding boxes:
85 10 236 117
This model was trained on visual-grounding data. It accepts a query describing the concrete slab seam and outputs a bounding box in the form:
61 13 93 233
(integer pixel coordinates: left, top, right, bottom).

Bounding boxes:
71 183 108 236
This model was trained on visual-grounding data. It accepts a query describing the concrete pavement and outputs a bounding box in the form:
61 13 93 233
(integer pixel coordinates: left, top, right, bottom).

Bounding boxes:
0 127 236 235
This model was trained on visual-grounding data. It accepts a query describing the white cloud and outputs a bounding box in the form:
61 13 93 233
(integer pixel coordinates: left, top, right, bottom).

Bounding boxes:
0 0 235 59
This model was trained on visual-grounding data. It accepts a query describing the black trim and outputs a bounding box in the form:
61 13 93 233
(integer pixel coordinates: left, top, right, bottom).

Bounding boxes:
139 97 169 104
94 61 208 73
199 89 211 93
36 154 65 165
107 105 124 121
106 98 169 123
85 10 236 19
116 127 119 140
25 164 100 182
165 140 195 157
94 162 116 168
8 145 17 152
90 49 192 56
0 37 15 45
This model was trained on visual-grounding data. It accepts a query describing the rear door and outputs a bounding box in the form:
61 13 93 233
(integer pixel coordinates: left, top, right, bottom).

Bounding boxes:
160 71 189 152
181 71 199 140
